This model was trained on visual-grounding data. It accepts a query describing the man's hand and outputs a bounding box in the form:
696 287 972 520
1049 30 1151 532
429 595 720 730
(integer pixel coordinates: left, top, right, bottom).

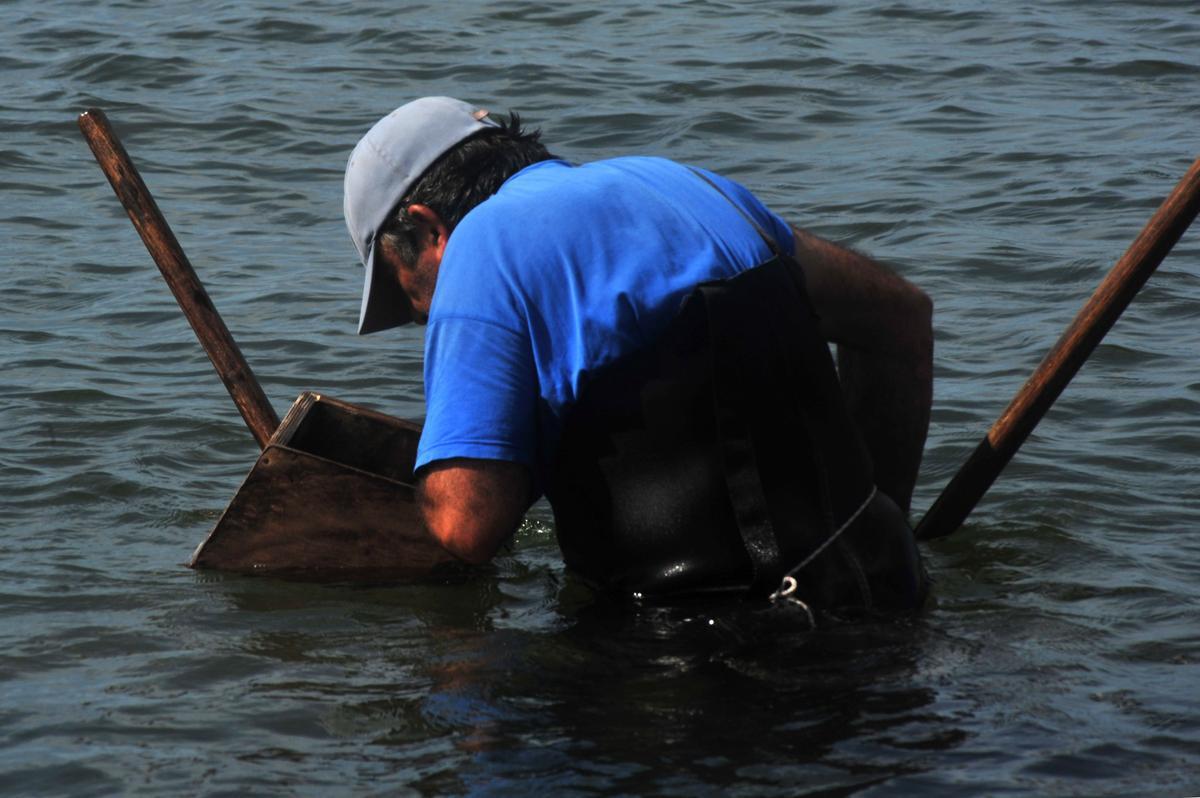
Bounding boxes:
791 226 933 513
417 458 532 563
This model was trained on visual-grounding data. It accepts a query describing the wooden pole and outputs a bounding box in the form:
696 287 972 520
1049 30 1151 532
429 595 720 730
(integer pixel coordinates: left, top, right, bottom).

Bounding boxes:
916 154 1200 542
79 108 280 449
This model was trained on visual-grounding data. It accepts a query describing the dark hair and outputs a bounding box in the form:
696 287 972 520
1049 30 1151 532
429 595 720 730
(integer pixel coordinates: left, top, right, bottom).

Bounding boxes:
378 112 556 264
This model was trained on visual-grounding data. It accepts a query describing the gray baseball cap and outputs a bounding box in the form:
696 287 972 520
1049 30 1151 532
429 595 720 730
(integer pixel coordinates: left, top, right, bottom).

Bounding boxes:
344 96 499 334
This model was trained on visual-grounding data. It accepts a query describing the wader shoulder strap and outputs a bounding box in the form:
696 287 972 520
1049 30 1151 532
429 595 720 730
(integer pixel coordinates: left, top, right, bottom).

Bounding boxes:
697 280 782 594
687 166 797 593
685 167 875 596
686 167 783 257
686 168 803 592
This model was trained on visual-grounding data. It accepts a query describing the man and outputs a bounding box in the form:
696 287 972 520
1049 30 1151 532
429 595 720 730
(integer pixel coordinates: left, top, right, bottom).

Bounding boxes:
345 97 931 611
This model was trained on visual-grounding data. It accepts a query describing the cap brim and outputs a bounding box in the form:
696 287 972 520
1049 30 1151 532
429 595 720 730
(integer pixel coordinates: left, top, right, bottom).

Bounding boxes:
356 244 413 334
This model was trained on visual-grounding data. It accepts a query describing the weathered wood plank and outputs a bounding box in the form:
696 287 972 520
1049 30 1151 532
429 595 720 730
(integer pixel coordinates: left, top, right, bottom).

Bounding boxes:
190 392 454 578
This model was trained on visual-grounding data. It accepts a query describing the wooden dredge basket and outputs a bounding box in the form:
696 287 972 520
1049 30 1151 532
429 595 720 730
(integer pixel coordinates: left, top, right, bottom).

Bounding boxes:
80 109 452 578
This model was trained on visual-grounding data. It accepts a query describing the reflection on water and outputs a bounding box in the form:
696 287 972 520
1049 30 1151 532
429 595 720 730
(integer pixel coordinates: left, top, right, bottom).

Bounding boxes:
206 570 953 794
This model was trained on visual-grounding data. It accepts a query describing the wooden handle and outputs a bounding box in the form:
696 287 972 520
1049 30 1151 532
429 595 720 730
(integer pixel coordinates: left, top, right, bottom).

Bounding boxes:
916 154 1200 542
79 108 280 449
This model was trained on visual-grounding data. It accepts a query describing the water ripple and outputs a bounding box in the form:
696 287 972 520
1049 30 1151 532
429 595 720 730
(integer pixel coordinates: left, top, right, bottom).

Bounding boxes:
3 0 1200 793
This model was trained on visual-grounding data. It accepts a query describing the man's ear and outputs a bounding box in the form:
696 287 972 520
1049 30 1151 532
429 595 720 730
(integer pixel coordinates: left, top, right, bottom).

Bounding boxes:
406 204 450 256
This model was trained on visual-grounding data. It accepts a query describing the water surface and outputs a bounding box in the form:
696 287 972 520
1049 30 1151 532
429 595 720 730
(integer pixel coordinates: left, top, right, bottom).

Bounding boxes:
3 0 1200 794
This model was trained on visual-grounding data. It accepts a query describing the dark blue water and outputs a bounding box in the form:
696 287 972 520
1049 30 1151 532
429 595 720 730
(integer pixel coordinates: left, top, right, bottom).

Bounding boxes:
3 1 1200 794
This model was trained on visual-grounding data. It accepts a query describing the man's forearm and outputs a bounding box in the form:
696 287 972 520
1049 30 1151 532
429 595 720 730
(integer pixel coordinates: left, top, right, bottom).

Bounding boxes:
418 458 532 564
837 340 932 513
791 226 933 513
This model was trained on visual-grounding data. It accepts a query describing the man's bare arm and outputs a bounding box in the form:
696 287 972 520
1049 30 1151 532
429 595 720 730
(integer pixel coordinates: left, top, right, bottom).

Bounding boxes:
791 226 933 513
417 458 532 563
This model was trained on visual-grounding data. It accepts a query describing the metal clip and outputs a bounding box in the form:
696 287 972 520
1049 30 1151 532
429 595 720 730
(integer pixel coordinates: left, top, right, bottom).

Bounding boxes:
768 576 816 628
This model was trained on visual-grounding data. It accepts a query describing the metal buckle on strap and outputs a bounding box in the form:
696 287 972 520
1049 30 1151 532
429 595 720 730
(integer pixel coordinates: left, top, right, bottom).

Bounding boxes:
768 576 816 627
766 484 879 625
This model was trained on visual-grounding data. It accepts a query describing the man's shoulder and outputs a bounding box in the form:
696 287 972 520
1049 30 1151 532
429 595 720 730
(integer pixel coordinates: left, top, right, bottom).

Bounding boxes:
484 156 694 203
439 153 791 295
455 155 712 233
445 157 682 246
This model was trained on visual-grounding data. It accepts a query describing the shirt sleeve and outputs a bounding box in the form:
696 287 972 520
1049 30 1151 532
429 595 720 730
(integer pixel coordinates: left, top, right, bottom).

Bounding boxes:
415 314 539 474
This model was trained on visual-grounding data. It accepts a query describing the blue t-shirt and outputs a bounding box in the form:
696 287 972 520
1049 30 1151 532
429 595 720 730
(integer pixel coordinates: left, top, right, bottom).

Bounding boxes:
415 156 795 494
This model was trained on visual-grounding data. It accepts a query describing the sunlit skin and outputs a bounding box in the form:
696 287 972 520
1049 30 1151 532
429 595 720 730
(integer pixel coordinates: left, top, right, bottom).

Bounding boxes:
381 208 931 564
376 205 533 563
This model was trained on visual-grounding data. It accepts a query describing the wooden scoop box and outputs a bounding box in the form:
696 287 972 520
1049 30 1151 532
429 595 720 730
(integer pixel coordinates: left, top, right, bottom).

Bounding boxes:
190 391 455 577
